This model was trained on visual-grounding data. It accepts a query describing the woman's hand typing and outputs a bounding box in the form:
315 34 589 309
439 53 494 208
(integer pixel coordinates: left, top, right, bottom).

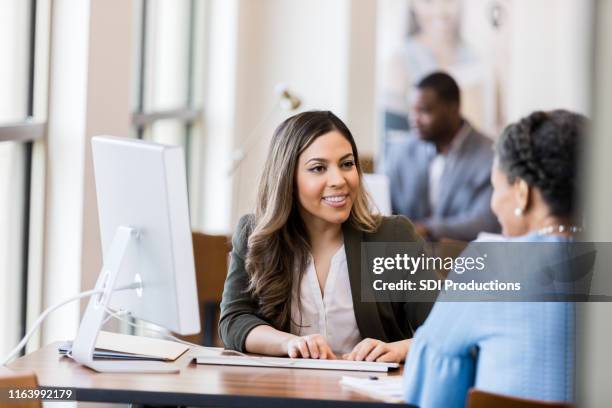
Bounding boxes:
285 334 337 359
342 338 411 363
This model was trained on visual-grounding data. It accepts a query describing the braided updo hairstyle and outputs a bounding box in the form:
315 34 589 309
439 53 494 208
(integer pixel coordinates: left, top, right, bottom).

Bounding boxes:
495 110 587 217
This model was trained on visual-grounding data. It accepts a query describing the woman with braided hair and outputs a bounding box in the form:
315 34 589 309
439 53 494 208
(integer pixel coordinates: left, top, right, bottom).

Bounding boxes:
403 110 587 407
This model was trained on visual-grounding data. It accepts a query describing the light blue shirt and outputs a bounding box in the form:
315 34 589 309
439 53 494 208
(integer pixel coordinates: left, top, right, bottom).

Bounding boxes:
403 233 575 407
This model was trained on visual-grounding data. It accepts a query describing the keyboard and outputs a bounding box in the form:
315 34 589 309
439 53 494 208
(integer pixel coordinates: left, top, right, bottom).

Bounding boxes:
194 354 399 372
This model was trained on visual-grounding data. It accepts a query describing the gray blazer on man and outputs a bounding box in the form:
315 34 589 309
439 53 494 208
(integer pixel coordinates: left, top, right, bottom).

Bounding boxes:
384 122 500 241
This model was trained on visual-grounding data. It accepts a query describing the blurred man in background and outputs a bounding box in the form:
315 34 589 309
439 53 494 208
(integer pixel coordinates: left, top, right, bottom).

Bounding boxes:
384 71 499 241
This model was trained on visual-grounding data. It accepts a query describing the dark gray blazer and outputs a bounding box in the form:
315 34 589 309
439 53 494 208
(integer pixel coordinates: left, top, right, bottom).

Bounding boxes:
384 122 500 241
219 214 433 352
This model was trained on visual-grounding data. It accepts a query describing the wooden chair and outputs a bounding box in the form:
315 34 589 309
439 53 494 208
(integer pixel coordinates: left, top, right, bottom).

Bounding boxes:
181 232 231 347
0 367 40 408
467 389 573 408
360 154 374 174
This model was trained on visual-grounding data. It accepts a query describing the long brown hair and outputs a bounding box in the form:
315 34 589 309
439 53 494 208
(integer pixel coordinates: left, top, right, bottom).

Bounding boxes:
245 110 380 330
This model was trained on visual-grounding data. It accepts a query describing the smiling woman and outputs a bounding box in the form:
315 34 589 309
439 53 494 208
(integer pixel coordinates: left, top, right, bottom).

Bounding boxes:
219 110 433 363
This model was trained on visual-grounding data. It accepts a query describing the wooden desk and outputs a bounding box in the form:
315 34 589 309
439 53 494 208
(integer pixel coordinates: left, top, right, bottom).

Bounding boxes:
8 343 410 407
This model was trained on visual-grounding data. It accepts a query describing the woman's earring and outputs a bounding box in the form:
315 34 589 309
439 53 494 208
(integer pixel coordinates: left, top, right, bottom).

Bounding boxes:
514 207 523 217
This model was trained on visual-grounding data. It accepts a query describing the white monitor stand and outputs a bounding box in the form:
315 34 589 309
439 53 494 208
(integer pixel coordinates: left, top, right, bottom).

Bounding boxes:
69 227 179 373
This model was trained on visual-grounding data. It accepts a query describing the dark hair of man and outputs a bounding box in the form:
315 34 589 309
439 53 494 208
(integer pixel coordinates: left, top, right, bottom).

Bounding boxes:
495 110 588 218
416 71 461 106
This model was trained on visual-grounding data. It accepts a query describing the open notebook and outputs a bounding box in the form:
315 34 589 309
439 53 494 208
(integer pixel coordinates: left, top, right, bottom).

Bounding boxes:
59 331 189 361
195 352 399 372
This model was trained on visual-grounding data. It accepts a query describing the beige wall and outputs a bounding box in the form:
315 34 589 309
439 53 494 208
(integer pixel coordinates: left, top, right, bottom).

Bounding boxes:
79 0 134 306
507 0 592 121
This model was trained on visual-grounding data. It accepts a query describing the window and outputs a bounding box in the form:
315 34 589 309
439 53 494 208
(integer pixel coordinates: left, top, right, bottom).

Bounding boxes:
0 0 48 357
134 0 205 224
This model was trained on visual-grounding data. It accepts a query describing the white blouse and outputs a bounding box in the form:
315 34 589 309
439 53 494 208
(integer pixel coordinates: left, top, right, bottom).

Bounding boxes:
289 245 362 355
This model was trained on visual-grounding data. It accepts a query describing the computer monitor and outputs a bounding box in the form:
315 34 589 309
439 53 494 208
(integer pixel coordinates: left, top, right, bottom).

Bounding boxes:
70 136 200 373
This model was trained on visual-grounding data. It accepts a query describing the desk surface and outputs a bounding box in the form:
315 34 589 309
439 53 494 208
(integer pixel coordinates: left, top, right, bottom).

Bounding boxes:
8 342 409 407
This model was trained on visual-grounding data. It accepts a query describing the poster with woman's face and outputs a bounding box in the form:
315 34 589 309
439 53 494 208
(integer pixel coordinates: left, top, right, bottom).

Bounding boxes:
377 0 513 140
